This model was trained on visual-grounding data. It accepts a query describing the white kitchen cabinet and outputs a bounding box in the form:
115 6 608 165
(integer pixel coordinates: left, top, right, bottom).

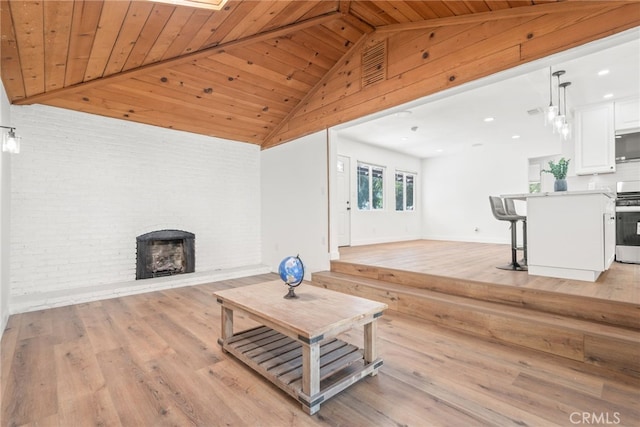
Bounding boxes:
615 96 640 131
524 191 616 282
574 102 616 175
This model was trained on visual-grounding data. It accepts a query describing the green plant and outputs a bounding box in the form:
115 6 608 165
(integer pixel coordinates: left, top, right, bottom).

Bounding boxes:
542 158 570 180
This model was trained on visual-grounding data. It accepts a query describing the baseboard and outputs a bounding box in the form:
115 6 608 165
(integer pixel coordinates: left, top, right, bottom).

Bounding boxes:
9 264 272 315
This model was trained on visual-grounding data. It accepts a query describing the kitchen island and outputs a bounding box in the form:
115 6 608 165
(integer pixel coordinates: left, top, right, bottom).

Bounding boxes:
502 190 616 282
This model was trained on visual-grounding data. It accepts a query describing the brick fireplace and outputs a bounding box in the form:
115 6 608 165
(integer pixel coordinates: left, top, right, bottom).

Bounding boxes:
136 230 195 280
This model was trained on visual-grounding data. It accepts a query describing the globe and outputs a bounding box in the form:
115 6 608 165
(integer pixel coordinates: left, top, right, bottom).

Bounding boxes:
278 255 304 298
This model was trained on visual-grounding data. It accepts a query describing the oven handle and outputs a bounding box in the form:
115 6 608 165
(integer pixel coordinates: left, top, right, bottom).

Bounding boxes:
616 206 640 213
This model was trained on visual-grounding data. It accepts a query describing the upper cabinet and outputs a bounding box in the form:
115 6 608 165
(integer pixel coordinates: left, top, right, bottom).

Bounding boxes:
615 96 640 132
574 102 616 175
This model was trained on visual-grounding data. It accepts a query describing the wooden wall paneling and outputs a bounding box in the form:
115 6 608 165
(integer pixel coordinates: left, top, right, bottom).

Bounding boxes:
209 51 311 97
122 3 174 71
298 0 341 22
268 4 639 146
46 87 264 143
160 8 214 60
149 68 289 119
294 29 351 63
374 1 428 22
387 16 535 79
0 0 26 101
134 72 286 124
64 0 104 86
267 36 337 71
262 0 331 32
83 1 131 82
229 46 321 88
143 6 195 65
349 1 395 27
8 0 44 97
220 49 313 97
101 2 153 76
178 58 302 111
263 32 369 144
43 0 73 92
216 1 280 44
460 1 493 14
244 41 328 79
520 2 640 61
109 79 275 138
204 1 259 46
322 17 368 45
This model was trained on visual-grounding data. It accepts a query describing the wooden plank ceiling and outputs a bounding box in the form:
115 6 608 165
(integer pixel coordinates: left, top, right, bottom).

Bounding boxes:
1 0 639 148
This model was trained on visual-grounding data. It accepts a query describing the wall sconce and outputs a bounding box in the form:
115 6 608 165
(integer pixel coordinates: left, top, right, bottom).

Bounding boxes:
1 126 21 154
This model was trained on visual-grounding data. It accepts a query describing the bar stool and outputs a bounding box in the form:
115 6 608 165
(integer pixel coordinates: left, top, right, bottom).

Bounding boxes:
489 196 527 271
504 198 527 266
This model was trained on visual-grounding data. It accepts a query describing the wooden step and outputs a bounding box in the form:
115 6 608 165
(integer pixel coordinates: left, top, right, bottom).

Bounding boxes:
311 271 640 379
330 260 639 330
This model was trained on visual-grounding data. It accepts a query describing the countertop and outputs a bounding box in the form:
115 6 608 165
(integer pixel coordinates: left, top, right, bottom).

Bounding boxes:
502 189 616 200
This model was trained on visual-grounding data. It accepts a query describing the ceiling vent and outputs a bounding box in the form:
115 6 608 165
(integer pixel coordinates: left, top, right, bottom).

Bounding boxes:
362 41 387 88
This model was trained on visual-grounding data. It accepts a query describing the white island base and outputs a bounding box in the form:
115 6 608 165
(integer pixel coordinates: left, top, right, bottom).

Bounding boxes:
504 190 616 282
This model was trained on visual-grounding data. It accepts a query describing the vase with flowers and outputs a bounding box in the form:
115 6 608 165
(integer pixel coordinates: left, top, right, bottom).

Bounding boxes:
542 158 570 191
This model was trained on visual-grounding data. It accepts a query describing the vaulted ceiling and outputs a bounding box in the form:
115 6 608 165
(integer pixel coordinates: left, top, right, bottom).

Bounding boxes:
1 1 639 149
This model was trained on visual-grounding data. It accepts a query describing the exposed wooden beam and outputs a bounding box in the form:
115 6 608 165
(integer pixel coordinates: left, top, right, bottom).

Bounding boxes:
262 30 371 149
14 11 341 106
376 0 630 33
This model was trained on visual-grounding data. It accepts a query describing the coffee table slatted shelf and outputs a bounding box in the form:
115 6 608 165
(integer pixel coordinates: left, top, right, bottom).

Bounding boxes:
223 325 367 401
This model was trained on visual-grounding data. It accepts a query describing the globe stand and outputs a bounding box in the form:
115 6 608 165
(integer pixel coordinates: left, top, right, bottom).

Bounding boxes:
284 285 299 299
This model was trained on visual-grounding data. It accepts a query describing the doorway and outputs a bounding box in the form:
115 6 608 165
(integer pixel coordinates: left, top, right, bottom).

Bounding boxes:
337 155 351 247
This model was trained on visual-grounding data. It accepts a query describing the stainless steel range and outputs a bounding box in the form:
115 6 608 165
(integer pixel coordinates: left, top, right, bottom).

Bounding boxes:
616 181 640 264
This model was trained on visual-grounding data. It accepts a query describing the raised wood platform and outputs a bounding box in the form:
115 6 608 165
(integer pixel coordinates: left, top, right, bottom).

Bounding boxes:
311 240 640 379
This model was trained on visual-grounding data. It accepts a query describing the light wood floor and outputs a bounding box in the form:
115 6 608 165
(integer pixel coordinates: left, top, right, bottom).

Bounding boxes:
2 273 638 426
338 240 640 304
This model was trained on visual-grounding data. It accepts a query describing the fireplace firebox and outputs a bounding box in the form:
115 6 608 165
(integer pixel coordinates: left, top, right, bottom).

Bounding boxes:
136 230 195 279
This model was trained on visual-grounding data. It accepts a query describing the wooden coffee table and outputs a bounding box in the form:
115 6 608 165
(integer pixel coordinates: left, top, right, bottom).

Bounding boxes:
214 280 388 415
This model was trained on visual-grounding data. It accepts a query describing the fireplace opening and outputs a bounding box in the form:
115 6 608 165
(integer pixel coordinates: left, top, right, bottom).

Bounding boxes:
136 230 195 280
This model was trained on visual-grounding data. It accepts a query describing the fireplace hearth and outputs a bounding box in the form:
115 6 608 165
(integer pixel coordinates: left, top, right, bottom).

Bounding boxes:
136 230 195 279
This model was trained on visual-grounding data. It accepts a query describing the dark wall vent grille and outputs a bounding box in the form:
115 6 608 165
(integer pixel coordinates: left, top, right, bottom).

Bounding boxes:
362 40 387 87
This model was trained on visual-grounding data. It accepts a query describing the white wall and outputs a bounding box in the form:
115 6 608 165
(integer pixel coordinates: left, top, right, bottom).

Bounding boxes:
10 105 266 312
421 143 530 244
338 137 422 246
261 131 330 277
0 82 11 334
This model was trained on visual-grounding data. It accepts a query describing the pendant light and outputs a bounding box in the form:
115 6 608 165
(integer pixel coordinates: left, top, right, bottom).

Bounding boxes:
544 67 559 125
552 70 566 133
559 82 572 140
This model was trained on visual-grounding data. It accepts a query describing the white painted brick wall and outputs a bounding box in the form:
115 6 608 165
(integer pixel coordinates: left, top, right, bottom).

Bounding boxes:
10 105 261 298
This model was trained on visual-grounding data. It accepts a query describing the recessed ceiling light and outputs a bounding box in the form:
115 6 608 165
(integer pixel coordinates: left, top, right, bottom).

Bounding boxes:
395 111 412 118
512 135 520 139
598 69 610 76
436 149 444 153
484 117 494 122
603 93 614 99
401 137 408 141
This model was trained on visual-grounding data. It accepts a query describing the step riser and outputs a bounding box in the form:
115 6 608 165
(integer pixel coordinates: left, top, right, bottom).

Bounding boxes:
331 261 639 330
312 274 640 379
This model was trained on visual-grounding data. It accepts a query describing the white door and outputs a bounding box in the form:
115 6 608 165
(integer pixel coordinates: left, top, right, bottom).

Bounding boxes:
337 155 351 247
